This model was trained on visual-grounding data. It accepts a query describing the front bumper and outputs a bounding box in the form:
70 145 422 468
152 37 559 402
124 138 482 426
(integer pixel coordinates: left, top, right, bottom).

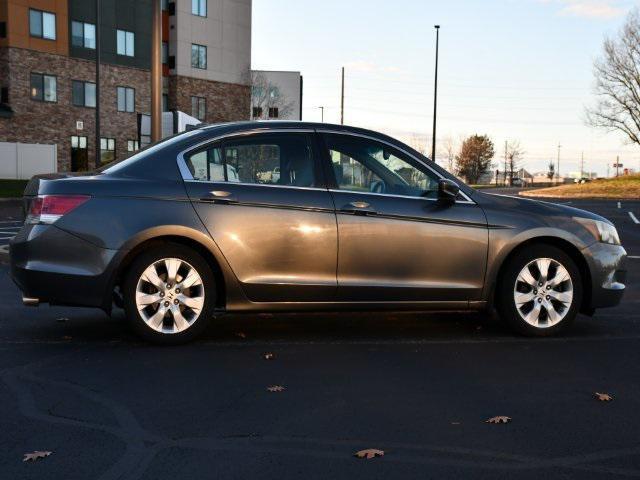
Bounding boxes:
10 223 119 310
582 242 627 310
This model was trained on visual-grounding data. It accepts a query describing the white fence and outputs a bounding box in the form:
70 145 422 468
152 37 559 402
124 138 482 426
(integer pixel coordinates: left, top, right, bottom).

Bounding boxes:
0 142 57 179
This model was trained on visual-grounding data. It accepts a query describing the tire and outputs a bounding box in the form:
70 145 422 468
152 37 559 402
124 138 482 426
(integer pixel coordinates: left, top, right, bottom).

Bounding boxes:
123 243 216 345
496 244 582 337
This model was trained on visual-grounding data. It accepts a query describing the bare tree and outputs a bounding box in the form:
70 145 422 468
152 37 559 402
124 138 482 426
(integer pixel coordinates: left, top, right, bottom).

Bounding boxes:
408 134 429 156
439 135 458 173
505 140 525 186
586 9 640 146
250 72 295 120
547 161 555 181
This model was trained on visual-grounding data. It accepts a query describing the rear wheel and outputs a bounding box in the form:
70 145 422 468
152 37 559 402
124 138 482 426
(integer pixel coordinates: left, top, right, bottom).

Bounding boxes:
497 245 582 336
123 244 215 344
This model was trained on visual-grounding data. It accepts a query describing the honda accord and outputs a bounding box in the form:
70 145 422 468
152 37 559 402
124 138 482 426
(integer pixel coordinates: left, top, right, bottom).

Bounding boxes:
10 122 627 343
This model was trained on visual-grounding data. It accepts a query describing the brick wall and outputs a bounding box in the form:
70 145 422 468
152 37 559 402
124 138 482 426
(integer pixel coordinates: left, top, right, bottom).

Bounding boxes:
0 47 150 171
0 47 251 173
168 75 250 124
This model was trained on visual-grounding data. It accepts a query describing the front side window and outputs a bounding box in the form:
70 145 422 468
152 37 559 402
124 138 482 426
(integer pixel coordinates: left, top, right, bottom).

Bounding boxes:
117 86 135 112
191 96 206 121
30 73 57 102
71 21 96 49
100 137 116 164
323 134 439 198
185 134 316 187
117 29 135 56
192 0 207 16
29 9 56 40
191 44 207 69
72 80 96 107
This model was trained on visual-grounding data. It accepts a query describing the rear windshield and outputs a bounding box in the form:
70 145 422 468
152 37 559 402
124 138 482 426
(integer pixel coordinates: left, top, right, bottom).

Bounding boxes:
100 130 201 174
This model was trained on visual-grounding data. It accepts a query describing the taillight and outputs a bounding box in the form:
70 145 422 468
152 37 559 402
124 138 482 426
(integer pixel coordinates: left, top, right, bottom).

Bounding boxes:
26 195 90 224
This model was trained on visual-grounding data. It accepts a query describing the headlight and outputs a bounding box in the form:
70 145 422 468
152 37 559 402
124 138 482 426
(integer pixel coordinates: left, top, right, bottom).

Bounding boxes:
574 217 621 245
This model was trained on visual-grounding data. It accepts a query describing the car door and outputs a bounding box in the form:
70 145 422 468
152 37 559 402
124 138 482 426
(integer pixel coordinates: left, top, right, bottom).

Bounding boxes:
183 130 338 302
320 132 488 304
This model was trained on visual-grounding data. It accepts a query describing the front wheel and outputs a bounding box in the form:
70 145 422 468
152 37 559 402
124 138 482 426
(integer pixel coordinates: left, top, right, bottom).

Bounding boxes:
123 244 216 344
497 245 582 336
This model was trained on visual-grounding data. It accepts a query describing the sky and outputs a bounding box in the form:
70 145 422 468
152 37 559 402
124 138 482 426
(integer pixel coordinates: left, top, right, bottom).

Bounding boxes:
251 0 640 177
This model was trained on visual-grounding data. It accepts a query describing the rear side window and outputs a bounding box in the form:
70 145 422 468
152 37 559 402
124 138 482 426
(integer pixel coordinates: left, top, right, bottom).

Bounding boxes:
185 133 317 188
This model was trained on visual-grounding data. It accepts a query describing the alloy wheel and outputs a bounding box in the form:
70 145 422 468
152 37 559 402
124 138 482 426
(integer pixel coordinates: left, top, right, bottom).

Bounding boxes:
135 258 205 334
513 257 573 328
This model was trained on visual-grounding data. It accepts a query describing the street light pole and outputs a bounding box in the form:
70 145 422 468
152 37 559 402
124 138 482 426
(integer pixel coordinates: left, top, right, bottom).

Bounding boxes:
95 0 101 168
431 25 440 163
556 142 561 184
150 0 162 142
318 106 324 122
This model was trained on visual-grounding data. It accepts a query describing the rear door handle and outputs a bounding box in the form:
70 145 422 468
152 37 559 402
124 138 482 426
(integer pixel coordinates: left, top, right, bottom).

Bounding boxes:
200 190 239 204
339 201 377 216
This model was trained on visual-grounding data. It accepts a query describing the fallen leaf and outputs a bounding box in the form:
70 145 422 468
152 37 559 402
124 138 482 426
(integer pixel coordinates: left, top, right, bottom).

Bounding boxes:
263 352 275 360
354 448 384 459
23 451 52 462
595 392 613 402
267 385 285 392
56 317 68 323
236 332 246 339
486 416 511 424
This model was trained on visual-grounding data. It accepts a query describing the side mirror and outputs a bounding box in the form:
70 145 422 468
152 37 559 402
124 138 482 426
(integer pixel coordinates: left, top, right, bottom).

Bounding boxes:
438 179 460 204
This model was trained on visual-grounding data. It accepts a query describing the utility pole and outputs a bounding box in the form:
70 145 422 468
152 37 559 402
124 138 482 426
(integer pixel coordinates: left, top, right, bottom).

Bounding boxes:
340 67 345 125
504 140 508 186
318 106 324 122
150 0 162 142
556 142 561 184
580 151 584 179
431 25 440 163
616 155 620 177
95 0 101 168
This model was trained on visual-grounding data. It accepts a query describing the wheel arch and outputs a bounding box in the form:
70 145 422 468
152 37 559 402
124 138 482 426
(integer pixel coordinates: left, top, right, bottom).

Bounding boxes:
489 236 592 313
108 230 235 311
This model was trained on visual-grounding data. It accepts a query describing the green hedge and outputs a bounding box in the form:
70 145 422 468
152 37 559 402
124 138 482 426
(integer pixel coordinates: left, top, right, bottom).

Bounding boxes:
0 180 28 198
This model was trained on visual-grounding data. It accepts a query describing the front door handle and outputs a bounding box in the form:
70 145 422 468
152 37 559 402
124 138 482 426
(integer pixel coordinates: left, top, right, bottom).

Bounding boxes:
339 201 377 216
200 190 238 204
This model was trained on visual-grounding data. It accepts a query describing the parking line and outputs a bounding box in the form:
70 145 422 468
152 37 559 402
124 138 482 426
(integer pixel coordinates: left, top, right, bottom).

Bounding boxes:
629 212 640 224
618 202 622 209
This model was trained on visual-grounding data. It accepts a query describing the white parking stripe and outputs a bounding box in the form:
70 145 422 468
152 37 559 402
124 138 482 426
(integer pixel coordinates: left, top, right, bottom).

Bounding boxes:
618 202 622 209
630 212 640 224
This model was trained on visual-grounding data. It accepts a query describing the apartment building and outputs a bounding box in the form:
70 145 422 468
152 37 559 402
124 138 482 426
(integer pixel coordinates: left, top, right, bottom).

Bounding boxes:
0 0 252 173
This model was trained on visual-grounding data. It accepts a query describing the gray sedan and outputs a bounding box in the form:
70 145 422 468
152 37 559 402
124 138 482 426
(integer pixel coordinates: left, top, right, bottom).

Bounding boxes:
10 122 627 344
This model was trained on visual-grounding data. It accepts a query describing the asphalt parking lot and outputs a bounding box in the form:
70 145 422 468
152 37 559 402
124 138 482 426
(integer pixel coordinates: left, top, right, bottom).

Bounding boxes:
1 193 639 479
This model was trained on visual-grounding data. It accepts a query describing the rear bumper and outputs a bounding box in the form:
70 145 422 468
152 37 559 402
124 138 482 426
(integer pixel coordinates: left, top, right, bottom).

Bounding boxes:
582 242 627 310
10 223 119 310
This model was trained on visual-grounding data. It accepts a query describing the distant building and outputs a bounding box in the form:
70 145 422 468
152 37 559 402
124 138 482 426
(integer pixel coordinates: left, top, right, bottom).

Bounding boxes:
250 70 303 121
0 0 252 174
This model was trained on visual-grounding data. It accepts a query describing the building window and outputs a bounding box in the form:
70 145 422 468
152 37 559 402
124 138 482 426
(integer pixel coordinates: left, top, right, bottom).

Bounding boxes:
30 73 57 102
191 96 206 121
100 137 116 164
0 22 6 39
127 140 140 152
252 107 262 118
71 21 96 49
162 42 168 64
161 0 169 9
268 107 279 119
72 80 96 108
191 44 207 69
1 87 9 104
116 29 135 57
29 9 56 40
71 135 87 149
192 0 207 16
162 94 169 112
117 86 135 112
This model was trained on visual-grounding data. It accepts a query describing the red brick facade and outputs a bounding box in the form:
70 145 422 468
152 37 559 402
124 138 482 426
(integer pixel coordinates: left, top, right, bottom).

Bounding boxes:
0 47 251 172
168 75 250 124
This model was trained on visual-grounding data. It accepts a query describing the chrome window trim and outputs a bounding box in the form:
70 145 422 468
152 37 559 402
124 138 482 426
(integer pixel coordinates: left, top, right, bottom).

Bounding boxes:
328 188 475 205
185 179 327 193
175 127 475 204
317 129 475 204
